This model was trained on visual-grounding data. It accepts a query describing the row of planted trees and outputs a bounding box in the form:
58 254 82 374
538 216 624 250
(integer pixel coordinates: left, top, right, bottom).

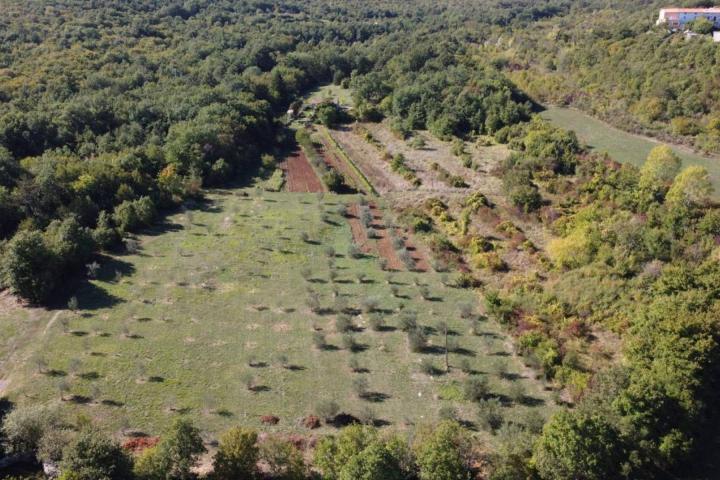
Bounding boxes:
1 403 480 480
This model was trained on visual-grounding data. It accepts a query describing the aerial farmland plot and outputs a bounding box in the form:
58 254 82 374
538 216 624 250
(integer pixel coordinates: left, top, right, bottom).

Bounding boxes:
0 189 551 439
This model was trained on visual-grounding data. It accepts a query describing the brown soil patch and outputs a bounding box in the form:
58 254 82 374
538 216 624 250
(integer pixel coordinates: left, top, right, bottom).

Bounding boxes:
367 204 404 271
279 149 324 193
330 126 410 193
400 230 431 272
347 204 372 254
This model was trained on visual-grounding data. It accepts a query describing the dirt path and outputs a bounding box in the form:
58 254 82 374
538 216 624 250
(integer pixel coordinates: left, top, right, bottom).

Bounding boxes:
43 310 63 336
330 127 411 194
316 141 365 194
279 149 324 193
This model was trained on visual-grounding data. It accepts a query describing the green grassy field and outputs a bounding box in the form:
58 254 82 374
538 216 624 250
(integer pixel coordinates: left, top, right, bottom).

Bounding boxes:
1 189 551 439
541 106 720 192
303 84 353 107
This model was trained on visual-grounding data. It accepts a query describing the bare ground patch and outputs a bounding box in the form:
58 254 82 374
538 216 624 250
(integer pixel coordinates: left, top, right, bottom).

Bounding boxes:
279 149 324 193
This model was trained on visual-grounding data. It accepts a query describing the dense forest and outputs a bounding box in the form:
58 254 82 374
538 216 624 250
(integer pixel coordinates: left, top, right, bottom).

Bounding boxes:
1 1 719 480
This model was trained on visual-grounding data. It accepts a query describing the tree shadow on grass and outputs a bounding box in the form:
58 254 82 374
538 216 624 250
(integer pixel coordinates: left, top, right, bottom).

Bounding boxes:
453 347 476 357
518 395 546 407
79 371 101 381
101 399 124 407
360 392 391 403
285 364 306 372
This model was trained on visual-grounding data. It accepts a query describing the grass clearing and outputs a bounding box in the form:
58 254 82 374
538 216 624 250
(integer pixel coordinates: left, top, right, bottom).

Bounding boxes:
1 189 551 440
541 106 720 192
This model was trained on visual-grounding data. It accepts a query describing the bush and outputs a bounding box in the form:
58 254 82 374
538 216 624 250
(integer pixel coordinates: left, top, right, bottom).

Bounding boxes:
360 297 379 313
59 430 133 480
342 334 359 352
352 376 369 398
464 376 490 403
316 400 340 423
413 421 472 480
135 419 206 480
212 427 259 480
1 404 61 456
260 437 306 480
399 312 418 332
419 358 436 375
313 332 327 350
368 313 384 331
477 398 504 431
1 230 59 303
323 170 345 193
408 329 427 353
313 425 409 480
336 314 353 333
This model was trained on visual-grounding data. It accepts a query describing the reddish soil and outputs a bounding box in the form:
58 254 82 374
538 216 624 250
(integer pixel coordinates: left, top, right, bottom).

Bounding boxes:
346 202 427 272
398 229 431 272
347 204 372 254
279 149 324 193
368 204 404 271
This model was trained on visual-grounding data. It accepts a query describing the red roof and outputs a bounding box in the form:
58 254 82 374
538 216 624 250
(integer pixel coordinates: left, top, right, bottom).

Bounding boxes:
661 8 720 13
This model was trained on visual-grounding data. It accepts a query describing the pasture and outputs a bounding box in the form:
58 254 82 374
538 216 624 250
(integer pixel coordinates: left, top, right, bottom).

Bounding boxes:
0 189 551 439
541 106 720 192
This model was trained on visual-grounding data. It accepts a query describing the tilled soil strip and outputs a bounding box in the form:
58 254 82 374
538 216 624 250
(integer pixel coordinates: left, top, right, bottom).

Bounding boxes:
279 149 324 193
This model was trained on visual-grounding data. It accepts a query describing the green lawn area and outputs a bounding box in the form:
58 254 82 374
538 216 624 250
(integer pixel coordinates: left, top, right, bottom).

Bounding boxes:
541 106 720 192
1 189 551 439
303 84 353 107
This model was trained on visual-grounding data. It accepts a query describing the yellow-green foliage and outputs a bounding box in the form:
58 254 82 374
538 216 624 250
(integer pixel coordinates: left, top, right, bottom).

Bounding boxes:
496 220 520 237
639 145 681 193
473 252 507 272
666 166 713 207
467 235 493 255
547 226 593 269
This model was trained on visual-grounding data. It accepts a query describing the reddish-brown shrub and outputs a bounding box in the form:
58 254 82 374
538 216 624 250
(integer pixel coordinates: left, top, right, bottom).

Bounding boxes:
261 415 280 425
303 415 321 429
122 436 159 453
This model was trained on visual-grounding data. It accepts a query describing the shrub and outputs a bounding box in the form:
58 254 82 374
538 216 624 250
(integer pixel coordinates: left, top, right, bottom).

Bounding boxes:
312 332 327 350
459 303 474 319
413 421 472 480
135 419 206 480
342 334 358 352
464 376 490 403
360 297 379 313
213 427 258 480
348 357 362 373
316 400 340 423
336 314 353 333
368 314 384 331
260 437 307 480
408 329 427 353
1 404 61 456
477 398 504 431
314 425 408 480
399 312 418 332
348 244 362 259
438 406 459 422
352 376 369 398
1 230 59 303
419 358 436 375
59 430 133 480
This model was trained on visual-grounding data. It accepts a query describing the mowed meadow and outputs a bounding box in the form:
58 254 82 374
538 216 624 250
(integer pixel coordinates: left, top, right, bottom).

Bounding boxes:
0 189 551 438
